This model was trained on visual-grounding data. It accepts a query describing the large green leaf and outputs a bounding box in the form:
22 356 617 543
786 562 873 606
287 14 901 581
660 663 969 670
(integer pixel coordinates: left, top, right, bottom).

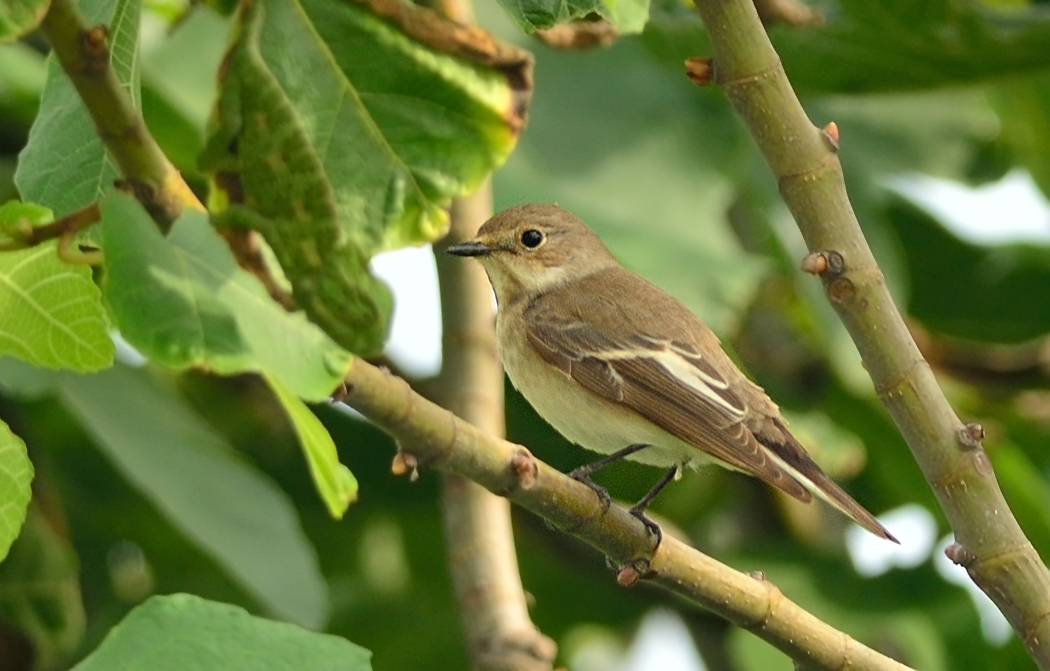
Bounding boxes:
57 365 329 629
0 201 114 371
72 594 372 671
0 418 32 562
101 192 352 402
201 0 532 354
14 0 140 216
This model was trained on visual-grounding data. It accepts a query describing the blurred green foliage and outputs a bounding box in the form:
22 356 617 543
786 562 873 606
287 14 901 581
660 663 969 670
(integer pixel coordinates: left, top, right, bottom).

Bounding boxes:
1 0 1050 669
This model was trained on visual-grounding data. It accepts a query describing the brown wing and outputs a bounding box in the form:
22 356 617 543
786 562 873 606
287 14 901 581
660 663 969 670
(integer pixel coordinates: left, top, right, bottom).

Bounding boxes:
525 312 812 503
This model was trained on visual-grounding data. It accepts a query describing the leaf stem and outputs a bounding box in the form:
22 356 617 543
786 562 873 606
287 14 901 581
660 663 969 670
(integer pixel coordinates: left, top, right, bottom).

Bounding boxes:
0 203 100 252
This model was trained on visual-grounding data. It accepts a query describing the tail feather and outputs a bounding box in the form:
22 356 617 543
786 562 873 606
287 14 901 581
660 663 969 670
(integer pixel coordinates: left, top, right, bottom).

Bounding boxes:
757 421 898 543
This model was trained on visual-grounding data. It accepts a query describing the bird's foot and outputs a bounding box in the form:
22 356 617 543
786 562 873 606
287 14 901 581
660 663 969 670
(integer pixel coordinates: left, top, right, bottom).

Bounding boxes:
628 503 663 548
568 468 613 512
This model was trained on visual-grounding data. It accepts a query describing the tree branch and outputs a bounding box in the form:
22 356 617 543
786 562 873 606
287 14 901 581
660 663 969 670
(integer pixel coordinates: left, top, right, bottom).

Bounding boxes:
38 0 202 228
339 357 912 671
691 0 1050 667
433 182 557 670
0 203 100 252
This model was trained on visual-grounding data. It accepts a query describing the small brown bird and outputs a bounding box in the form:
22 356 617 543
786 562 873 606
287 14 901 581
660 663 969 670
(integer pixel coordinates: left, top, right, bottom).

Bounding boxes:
447 203 897 543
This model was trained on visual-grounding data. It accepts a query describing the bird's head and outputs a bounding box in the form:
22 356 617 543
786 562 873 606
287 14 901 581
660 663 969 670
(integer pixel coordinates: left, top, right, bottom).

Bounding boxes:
446 204 616 304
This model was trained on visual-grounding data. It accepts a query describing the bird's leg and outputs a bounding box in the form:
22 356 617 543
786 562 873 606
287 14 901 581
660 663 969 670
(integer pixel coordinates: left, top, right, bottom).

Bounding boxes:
568 444 652 510
569 443 651 479
629 466 680 543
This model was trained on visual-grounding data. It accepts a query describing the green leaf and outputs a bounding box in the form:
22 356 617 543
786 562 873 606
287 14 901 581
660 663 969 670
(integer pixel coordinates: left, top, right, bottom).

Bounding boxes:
201 0 532 354
885 196 1050 344
72 594 372 671
496 0 649 34
0 42 47 142
644 0 1050 93
14 0 140 215
778 0 1050 93
0 202 114 371
266 375 357 519
0 419 33 562
101 192 352 402
0 506 85 666
0 0 49 43
139 5 231 174
57 365 329 628
993 73 1050 200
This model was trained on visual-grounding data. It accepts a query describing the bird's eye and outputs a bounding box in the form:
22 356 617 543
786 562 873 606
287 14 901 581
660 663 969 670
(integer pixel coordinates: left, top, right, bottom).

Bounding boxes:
520 229 544 249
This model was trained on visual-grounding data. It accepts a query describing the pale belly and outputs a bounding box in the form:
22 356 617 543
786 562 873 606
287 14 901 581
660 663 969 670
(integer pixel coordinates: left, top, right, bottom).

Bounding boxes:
497 313 707 470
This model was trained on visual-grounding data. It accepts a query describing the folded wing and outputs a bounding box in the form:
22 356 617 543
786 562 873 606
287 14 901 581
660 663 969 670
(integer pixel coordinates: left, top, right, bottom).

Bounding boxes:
525 317 813 503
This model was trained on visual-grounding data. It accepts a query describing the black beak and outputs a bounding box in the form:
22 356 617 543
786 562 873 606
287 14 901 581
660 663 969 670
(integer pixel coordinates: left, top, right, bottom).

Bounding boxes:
445 241 494 257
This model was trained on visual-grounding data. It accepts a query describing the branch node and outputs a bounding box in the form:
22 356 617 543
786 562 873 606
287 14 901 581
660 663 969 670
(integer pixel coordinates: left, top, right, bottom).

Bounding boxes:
801 250 845 278
945 542 977 568
391 450 420 481
118 178 184 231
81 25 110 75
821 121 840 152
749 570 767 581
685 57 714 87
957 423 985 451
800 252 828 276
827 276 856 304
509 448 538 490
617 558 652 586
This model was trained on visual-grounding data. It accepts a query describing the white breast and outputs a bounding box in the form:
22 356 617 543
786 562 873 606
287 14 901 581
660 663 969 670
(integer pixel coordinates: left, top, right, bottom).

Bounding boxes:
496 306 704 470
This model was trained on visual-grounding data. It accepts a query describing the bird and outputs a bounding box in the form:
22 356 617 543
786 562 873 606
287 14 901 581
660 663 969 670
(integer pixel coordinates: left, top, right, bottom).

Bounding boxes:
446 203 897 543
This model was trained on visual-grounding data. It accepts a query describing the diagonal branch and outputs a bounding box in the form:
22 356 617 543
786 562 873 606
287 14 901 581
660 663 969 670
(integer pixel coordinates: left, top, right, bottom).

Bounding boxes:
339 357 912 671
690 0 1050 667
38 0 202 228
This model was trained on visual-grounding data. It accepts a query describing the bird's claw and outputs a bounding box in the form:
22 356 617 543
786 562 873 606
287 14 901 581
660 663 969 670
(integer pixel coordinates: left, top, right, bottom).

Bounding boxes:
628 505 663 548
569 469 613 512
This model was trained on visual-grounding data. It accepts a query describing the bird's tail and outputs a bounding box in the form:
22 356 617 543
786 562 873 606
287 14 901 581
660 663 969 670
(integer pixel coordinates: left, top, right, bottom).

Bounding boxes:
760 423 899 543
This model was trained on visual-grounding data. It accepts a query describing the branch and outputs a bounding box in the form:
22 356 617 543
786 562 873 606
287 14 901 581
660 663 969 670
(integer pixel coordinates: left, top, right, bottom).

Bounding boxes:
339 358 912 671
38 0 202 228
0 203 100 252
690 0 1050 667
38 0 296 305
433 182 557 670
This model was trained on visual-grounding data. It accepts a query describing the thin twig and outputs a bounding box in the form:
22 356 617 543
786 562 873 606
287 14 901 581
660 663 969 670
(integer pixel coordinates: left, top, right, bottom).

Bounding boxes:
691 0 1050 667
339 358 913 671
0 203 100 252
